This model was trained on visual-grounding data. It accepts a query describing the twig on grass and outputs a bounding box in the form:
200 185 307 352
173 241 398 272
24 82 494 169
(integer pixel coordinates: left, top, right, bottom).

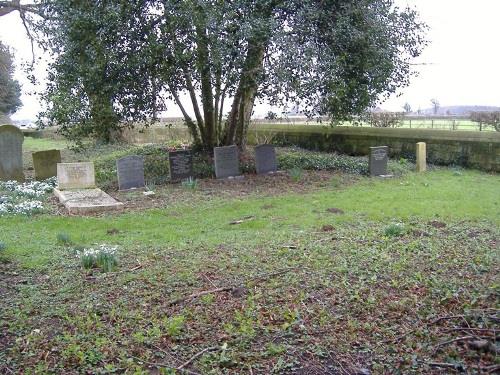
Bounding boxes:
428 362 464 371
432 335 476 354
229 215 255 225
130 355 201 375
177 346 218 370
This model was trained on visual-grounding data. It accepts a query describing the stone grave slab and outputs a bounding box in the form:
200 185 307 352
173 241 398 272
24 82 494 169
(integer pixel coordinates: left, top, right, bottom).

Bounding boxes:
369 146 389 177
117 155 145 190
255 144 278 175
214 145 240 179
57 162 95 190
416 142 427 172
54 188 124 215
169 150 193 181
0 124 24 181
32 149 61 180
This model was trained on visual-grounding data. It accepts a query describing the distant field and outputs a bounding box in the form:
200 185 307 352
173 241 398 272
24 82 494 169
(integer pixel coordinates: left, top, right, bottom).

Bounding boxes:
250 117 496 132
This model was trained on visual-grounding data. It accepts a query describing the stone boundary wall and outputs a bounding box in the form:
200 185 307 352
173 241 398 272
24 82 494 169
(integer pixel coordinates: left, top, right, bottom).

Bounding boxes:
248 125 500 172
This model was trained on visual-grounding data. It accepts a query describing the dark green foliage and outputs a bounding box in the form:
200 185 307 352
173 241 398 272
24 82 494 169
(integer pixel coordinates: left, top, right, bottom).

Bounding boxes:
278 149 369 175
0 241 6 251
34 0 426 149
0 41 22 116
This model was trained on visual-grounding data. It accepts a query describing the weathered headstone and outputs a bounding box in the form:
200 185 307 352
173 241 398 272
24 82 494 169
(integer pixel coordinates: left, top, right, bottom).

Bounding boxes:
416 142 427 172
214 145 240 179
57 162 96 190
0 124 24 182
116 155 145 190
169 150 193 181
255 144 278 175
55 162 123 214
32 149 61 180
369 146 389 176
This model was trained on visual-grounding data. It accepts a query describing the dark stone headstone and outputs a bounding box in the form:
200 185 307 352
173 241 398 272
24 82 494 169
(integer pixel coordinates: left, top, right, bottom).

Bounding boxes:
32 149 61 180
214 145 240 179
116 155 145 190
369 146 389 176
255 144 278 175
169 150 193 181
0 124 24 182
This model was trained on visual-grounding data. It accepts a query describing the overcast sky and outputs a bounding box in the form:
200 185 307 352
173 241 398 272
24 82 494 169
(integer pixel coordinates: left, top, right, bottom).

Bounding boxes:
1 0 499 120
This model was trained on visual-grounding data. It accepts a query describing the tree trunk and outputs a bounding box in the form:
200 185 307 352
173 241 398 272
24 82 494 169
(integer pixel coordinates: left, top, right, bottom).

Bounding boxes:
194 7 216 151
224 40 267 148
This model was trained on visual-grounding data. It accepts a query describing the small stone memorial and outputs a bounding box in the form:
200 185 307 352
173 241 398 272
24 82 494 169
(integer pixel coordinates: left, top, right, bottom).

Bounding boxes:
169 150 193 181
416 142 427 172
116 155 145 190
57 162 96 190
32 149 61 180
55 162 123 214
214 145 240 179
0 124 24 182
369 146 389 177
53 188 124 215
255 144 278 175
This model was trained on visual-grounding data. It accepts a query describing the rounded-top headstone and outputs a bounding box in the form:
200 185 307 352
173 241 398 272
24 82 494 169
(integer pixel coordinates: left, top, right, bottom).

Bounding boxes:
0 124 25 182
32 149 62 180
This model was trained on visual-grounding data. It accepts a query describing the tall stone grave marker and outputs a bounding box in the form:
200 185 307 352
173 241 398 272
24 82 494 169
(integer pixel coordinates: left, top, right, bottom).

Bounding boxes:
116 156 145 190
369 146 389 176
32 149 61 180
57 162 96 189
0 124 24 181
416 142 427 172
255 144 278 175
169 150 193 181
214 145 240 179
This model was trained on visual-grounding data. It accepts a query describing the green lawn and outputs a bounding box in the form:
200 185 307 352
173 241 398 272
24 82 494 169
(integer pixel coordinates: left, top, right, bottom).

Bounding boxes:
23 137 69 152
1 168 498 374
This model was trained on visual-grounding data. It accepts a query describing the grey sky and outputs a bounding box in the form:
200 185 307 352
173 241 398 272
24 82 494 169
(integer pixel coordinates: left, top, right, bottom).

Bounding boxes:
1 0 499 120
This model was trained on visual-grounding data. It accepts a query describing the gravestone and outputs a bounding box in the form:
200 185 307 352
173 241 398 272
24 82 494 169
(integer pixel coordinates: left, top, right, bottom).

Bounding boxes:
57 162 96 190
55 162 123 214
0 124 24 182
416 142 427 172
169 150 193 181
255 144 278 175
116 155 145 190
214 145 240 179
369 146 389 176
32 149 61 180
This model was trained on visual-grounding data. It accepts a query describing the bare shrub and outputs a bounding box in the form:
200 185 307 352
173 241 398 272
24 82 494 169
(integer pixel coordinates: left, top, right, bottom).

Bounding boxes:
470 112 500 131
365 112 404 128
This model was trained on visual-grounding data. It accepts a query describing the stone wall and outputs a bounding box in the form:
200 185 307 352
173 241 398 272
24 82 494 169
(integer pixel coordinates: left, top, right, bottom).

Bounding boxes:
248 125 500 172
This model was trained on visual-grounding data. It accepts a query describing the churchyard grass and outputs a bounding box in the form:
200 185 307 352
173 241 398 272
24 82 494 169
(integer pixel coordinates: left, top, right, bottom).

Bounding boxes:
0 164 498 373
22 137 69 153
